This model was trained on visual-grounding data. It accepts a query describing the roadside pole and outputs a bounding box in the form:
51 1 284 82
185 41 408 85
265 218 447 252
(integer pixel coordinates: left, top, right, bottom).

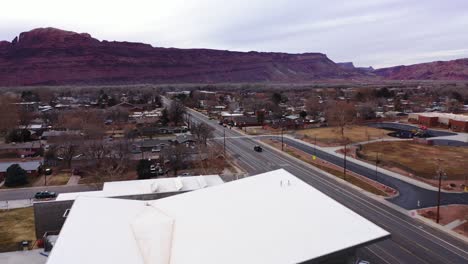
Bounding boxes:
314 135 317 156
281 125 284 151
436 170 442 224
223 128 226 157
343 143 347 181
435 158 444 224
375 152 379 181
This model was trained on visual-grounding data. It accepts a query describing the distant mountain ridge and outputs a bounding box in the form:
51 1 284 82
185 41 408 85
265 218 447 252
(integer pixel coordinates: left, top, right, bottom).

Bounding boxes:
337 62 374 73
373 59 468 80
0 27 467 86
0 28 367 86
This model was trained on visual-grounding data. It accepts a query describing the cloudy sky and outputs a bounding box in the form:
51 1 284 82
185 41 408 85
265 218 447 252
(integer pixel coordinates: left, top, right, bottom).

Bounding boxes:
1 0 468 68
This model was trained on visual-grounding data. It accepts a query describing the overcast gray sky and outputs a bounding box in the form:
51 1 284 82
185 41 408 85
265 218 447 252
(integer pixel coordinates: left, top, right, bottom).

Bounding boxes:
1 0 468 68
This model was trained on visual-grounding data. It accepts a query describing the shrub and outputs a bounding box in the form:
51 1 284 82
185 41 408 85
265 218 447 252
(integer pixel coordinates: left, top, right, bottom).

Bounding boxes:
137 160 152 179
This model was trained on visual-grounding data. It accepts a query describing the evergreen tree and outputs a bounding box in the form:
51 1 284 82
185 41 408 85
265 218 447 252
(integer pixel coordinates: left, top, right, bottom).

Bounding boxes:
5 164 28 187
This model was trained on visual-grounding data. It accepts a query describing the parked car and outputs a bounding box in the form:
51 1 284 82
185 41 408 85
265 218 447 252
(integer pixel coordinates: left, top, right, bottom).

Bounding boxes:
34 191 57 200
151 147 161 153
253 145 263 152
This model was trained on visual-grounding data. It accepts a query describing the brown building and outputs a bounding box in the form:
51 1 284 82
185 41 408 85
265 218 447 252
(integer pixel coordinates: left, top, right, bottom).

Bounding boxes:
449 119 468 132
417 115 439 127
409 113 468 132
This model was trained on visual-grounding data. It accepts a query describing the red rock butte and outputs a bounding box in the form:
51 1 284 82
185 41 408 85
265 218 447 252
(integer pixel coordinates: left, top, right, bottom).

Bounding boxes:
0 27 467 86
0 27 371 86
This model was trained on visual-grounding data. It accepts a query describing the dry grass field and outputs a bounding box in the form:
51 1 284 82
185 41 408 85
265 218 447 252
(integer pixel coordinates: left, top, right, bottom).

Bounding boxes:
263 139 391 197
297 125 392 146
359 141 468 181
0 207 36 252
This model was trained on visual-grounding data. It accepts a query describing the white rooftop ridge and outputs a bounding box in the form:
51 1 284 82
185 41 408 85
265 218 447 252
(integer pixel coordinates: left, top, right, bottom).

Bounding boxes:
55 175 224 201
131 206 175 264
416 112 468 122
47 169 390 264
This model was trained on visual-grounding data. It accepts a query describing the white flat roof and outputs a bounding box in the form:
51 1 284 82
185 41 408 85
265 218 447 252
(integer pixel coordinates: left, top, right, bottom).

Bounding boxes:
47 169 389 264
48 198 148 264
55 175 224 201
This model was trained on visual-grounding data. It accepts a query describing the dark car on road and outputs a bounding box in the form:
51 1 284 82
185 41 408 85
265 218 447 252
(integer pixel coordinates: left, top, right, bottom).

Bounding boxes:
254 145 263 152
34 191 57 200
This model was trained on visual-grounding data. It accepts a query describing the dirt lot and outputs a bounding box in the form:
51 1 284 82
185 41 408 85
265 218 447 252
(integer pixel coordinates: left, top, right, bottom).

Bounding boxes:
417 205 468 238
263 139 396 197
0 207 36 252
358 141 468 191
243 126 280 135
296 126 392 146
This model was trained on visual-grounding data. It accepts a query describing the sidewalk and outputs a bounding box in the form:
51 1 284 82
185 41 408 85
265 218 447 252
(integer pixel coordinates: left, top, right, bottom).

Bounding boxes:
0 249 47 264
284 135 460 193
0 199 33 210
349 137 411 146
431 134 468 142
66 175 81 185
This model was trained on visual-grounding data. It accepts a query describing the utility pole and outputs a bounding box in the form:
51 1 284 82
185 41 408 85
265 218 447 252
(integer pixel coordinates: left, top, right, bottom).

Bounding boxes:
314 135 317 156
435 158 444 224
465 174 467 193
375 152 379 181
436 169 443 224
281 124 284 151
343 143 347 181
187 113 191 129
223 128 226 157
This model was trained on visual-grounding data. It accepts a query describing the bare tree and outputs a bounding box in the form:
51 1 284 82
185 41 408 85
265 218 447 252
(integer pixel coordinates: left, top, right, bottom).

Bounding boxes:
36 88 55 104
18 108 34 128
84 141 130 186
191 123 214 145
57 109 105 139
106 107 129 123
326 101 357 138
446 99 462 113
56 141 80 168
305 96 324 120
169 101 186 126
0 95 19 136
163 145 187 176
357 102 377 121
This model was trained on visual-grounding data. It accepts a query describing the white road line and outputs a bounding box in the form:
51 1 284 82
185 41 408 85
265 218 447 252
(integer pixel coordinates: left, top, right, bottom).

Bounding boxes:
365 246 394 264
190 106 468 262
264 144 468 261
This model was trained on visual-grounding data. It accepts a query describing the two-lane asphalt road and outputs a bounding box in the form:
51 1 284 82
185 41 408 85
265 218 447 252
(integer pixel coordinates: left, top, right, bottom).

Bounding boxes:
0 185 96 201
188 108 468 264
272 136 468 210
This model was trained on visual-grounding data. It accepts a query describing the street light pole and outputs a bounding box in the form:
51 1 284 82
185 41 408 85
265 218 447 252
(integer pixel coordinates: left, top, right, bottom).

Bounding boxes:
375 152 379 181
435 158 444 224
314 135 317 156
436 169 443 224
281 125 284 151
223 128 226 157
343 143 347 181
